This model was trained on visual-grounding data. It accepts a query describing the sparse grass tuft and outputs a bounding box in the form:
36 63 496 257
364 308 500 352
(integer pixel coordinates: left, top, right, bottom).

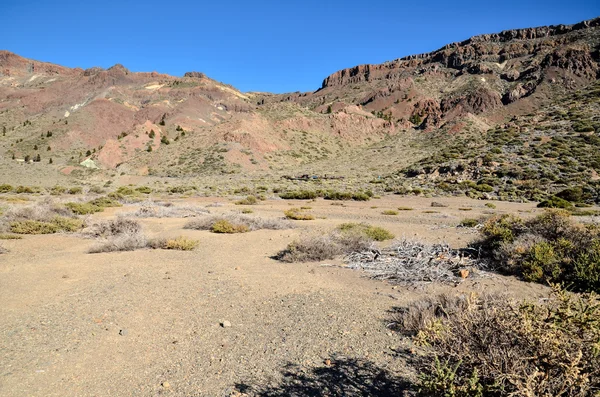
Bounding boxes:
382 210 398 216
397 206 413 211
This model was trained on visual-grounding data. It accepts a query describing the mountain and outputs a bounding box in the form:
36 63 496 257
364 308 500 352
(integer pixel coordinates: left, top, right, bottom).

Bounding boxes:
1 17 599 201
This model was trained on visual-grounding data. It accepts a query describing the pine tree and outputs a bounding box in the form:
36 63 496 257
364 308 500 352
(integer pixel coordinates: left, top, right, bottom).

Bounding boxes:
35 154 41 162
149 129 155 138
49 158 53 164
86 150 92 156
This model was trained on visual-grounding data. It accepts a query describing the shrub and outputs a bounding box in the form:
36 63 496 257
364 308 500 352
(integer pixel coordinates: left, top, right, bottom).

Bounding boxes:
65 202 103 215
276 234 342 262
382 210 398 216
398 288 600 397
211 219 249 233
184 214 291 232
431 202 448 208
15 186 38 194
276 231 372 263
485 203 496 209
84 218 142 239
148 236 199 250
0 184 13 193
475 210 600 292
135 186 152 194
88 196 122 208
240 208 253 214
67 187 83 195
337 223 394 241
89 232 147 253
10 217 84 234
459 218 479 228
279 190 318 200
538 195 573 209
49 185 67 195
284 208 315 220
397 206 413 211
87 218 146 253
235 195 258 205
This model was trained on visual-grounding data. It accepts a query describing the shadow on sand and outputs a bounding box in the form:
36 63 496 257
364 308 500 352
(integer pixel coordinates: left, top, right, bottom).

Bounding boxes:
235 356 413 397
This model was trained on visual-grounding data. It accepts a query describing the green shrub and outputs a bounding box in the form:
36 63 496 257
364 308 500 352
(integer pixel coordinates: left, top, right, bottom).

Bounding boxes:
65 202 103 215
211 219 249 233
382 210 398 215
474 210 600 292
459 218 479 228
485 203 496 209
284 208 315 220
235 195 258 205
337 223 395 241
68 187 83 195
397 206 413 211
279 190 318 200
149 236 199 250
538 195 573 209
0 184 14 193
10 217 84 234
135 186 153 194
15 186 38 194
49 185 66 195
88 196 122 208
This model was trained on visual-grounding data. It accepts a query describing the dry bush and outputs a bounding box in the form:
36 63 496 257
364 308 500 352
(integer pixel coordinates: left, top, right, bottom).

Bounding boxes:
381 210 399 216
276 234 343 263
2 199 84 234
87 218 146 253
84 217 142 239
396 288 600 397
89 232 147 253
131 201 208 218
276 231 372 263
184 213 292 232
347 239 481 285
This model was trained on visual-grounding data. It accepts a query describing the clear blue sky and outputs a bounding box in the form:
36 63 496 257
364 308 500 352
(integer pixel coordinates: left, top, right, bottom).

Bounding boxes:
1 0 599 93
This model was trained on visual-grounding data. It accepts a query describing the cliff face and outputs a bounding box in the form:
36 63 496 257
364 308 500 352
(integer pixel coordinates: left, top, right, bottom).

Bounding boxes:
321 17 600 89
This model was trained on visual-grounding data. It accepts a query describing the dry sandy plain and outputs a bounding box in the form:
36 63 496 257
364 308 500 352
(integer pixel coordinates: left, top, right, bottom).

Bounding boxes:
0 195 550 396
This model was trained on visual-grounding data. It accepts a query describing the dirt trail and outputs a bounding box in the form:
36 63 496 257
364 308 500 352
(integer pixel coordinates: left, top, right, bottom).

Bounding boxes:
0 196 547 396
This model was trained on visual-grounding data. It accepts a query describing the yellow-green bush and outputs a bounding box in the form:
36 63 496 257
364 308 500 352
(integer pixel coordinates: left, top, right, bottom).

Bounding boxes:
211 219 249 233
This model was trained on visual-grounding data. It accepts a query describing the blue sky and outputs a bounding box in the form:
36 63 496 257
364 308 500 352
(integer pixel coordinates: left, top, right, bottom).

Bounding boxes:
1 0 599 93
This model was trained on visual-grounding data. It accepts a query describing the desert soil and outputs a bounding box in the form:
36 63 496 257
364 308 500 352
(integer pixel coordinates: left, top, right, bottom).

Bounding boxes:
0 196 550 396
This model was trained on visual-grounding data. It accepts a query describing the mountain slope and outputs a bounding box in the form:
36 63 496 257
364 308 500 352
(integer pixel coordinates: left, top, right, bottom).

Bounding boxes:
0 17 599 200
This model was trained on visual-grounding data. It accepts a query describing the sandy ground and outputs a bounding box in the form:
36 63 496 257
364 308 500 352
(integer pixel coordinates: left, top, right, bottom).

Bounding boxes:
0 196 550 396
